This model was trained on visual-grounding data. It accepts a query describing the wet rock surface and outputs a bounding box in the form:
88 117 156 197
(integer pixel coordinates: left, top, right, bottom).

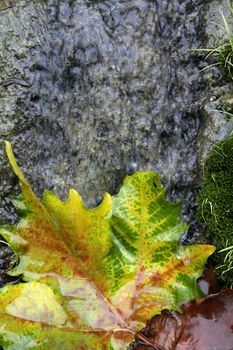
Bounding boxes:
0 0 232 233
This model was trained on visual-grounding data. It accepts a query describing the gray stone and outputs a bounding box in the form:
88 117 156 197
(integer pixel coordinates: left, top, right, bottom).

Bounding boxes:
0 0 232 240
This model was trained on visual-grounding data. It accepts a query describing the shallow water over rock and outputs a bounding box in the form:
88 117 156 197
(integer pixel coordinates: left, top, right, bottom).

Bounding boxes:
0 0 232 238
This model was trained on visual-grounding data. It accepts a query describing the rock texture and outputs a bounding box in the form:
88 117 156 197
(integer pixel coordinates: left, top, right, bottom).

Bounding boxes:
0 0 232 231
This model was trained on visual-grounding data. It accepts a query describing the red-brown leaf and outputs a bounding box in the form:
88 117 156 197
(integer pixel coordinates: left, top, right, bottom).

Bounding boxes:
131 289 233 350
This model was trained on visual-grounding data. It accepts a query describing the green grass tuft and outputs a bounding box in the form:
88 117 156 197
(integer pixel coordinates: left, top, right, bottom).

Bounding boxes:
195 0 233 80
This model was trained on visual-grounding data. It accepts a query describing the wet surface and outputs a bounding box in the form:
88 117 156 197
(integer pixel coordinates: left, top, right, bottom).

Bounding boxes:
0 240 16 272
0 0 231 220
197 262 219 295
130 290 233 350
177 291 233 350
0 239 22 288
0 3 233 349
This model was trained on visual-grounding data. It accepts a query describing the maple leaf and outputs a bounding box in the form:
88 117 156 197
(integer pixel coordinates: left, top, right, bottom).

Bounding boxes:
0 141 215 350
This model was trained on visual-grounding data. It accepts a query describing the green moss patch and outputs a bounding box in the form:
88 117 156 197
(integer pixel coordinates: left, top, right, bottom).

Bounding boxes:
197 136 233 287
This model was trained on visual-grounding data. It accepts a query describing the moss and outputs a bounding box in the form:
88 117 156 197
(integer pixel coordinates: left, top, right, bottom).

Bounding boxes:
197 136 233 287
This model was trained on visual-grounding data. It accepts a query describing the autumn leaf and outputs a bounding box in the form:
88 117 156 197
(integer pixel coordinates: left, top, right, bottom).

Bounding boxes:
0 141 215 350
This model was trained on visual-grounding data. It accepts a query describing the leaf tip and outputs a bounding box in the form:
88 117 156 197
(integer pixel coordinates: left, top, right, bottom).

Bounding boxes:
5 140 28 185
209 244 216 255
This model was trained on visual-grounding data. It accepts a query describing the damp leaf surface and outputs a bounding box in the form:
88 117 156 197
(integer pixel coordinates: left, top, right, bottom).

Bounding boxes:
0 142 215 349
131 289 233 350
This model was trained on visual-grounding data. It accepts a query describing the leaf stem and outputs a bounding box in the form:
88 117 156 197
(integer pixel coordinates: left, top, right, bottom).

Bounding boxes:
136 332 165 350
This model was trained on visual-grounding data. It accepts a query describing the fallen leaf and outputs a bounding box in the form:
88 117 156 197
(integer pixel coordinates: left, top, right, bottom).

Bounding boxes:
0 142 215 349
